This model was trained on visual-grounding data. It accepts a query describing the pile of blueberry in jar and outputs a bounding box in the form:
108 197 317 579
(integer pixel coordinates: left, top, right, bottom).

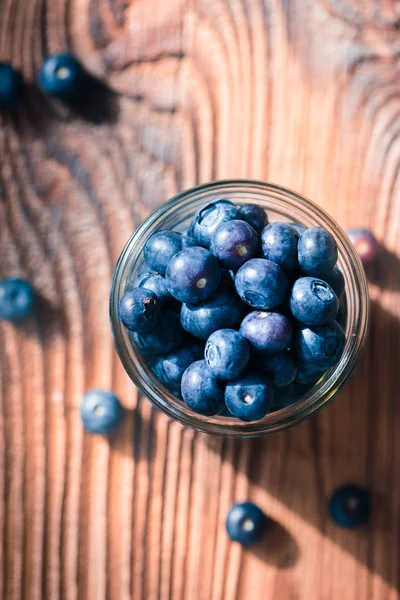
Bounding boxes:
118 199 346 422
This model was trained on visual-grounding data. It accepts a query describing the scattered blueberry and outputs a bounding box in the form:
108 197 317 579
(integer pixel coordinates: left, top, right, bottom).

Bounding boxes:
235 258 289 310
261 222 299 272
226 501 267 545
225 373 273 421
211 219 259 271
80 389 124 434
144 231 187 275
38 53 86 97
180 282 245 340
329 484 370 528
323 266 345 298
298 227 338 277
347 228 379 267
137 272 172 306
153 341 204 393
240 311 292 354
134 310 185 355
118 287 161 332
290 277 339 326
181 360 225 415
238 204 268 233
289 223 307 236
0 278 35 322
292 321 346 370
250 350 297 388
166 246 221 304
0 63 23 110
191 199 239 248
205 329 250 380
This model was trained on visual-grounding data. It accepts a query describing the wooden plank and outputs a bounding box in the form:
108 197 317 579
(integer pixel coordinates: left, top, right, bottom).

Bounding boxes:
1 0 400 598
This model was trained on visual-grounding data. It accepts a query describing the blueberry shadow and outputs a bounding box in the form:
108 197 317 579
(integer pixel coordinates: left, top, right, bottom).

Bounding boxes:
206 299 400 589
250 518 299 569
364 243 400 290
60 74 120 125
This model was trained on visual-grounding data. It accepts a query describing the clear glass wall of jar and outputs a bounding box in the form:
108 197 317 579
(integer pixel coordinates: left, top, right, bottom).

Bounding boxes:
110 181 370 437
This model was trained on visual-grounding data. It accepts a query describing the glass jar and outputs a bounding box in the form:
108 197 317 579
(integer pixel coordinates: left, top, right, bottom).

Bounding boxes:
110 181 370 437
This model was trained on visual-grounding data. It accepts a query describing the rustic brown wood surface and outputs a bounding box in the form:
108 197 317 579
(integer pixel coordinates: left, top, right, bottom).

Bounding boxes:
1 0 400 598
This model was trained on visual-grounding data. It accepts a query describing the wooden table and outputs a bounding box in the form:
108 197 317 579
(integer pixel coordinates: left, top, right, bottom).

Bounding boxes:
1 0 400 598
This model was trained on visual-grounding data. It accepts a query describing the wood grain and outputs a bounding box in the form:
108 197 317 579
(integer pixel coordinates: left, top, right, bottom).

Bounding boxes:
1 0 400 598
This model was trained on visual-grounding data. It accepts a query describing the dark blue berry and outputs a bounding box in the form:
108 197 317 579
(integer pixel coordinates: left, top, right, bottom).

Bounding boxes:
235 258 289 310
205 329 250 380
137 272 172 306
347 228 379 267
153 341 204 393
298 227 338 277
261 222 299 272
323 266 345 298
225 373 273 421
272 382 296 409
210 220 259 271
0 63 22 110
181 360 225 415
294 363 326 385
191 199 239 248
335 298 347 329
134 310 185 355
166 246 221 304
240 311 292 354
118 287 161 332
38 54 86 97
0 278 35 322
144 231 187 275
80 389 124 434
180 282 245 340
238 204 268 233
250 350 297 387
292 321 345 370
226 502 267 545
329 484 370 528
290 277 339 326
289 223 307 236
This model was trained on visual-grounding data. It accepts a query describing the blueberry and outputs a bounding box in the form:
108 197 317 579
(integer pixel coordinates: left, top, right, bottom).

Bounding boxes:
261 222 299 272
38 53 86 97
180 282 245 340
323 266 345 298
205 329 250 380
347 228 379 267
191 199 239 248
225 502 267 545
0 63 23 110
273 382 296 409
181 360 225 415
134 310 185 355
166 246 221 304
80 389 124 434
335 298 347 329
294 363 326 385
0 278 35 322
144 231 186 275
153 341 204 393
289 223 307 236
329 484 370 528
210 220 259 271
225 373 273 422
238 204 268 233
137 272 172 306
290 277 339 326
298 227 338 277
235 258 289 310
292 321 345 370
118 287 161 332
250 350 297 387
240 311 292 354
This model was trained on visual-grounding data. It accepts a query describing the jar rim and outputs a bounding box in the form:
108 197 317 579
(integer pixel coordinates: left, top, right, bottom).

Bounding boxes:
110 179 370 437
